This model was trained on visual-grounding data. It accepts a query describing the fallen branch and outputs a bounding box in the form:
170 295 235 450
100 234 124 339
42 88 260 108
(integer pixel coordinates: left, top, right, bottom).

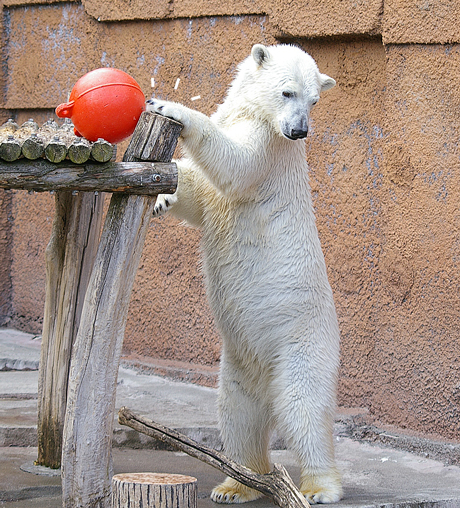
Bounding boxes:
118 407 310 508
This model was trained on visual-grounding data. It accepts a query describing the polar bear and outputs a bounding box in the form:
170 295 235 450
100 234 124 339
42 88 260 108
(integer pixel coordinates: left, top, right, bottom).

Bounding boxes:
147 44 342 504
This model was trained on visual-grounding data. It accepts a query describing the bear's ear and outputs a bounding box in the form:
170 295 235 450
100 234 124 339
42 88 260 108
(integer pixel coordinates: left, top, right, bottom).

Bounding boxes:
320 73 336 92
252 44 270 67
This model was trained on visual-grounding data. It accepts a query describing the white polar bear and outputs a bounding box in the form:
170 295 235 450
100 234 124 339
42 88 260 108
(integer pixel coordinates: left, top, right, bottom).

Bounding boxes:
147 44 342 504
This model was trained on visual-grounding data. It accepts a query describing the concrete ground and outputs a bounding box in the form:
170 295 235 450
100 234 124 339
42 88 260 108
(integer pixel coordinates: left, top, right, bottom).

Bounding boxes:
1 328 460 508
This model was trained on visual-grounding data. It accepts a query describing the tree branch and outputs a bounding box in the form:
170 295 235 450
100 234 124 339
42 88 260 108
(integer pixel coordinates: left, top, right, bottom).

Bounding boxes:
118 407 310 508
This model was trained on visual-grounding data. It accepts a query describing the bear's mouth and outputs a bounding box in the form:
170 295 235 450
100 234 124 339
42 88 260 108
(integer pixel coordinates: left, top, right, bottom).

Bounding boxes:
284 132 308 141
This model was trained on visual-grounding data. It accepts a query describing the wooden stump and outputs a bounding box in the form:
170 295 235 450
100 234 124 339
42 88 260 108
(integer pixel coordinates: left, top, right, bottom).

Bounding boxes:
112 473 197 508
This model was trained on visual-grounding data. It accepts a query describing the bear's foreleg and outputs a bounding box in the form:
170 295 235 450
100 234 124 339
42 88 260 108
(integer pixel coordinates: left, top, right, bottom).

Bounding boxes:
147 99 269 196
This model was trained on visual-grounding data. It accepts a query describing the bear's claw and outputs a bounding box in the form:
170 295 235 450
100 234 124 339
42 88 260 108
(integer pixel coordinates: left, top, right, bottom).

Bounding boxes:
146 98 188 128
211 478 263 504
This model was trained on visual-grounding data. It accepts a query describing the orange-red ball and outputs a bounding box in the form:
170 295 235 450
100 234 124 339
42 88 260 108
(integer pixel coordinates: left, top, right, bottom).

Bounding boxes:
56 68 145 144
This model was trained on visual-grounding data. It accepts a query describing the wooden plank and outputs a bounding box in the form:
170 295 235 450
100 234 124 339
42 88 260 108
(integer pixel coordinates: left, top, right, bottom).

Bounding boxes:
0 160 177 195
61 112 182 508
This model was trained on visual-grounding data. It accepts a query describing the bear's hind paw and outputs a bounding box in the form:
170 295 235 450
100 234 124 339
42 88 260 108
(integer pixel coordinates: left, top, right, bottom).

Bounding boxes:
301 471 343 504
211 478 263 504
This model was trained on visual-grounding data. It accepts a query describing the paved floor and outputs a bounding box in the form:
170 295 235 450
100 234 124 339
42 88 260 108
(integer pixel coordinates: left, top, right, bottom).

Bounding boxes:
1 328 460 507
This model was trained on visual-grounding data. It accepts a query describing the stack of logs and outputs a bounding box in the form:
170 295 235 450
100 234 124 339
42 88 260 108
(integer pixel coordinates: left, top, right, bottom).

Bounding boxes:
0 118 115 164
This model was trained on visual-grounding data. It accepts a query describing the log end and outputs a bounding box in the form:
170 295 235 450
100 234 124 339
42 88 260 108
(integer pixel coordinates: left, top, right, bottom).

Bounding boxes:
113 473 197 485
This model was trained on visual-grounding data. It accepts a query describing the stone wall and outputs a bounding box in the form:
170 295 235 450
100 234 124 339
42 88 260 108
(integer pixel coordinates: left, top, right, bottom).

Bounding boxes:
0 0 459 440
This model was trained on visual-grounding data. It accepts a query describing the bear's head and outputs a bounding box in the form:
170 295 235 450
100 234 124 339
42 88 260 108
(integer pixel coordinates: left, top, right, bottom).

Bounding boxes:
233 44 336 141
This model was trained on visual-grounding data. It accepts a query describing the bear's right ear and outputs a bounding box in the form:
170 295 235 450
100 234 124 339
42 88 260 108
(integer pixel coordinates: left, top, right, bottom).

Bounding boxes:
252 44 270 67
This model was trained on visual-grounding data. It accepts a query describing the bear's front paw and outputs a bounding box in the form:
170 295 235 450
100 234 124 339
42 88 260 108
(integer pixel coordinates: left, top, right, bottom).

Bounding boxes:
211 478 263 504
146 98 190 129
300 470 343 504
153 193 177 216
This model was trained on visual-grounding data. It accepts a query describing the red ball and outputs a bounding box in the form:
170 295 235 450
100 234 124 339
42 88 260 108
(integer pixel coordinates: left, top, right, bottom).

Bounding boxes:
55 68 145 144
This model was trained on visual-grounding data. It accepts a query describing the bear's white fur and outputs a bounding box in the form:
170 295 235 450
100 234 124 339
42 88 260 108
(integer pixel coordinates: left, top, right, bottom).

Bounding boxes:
147 44 342 504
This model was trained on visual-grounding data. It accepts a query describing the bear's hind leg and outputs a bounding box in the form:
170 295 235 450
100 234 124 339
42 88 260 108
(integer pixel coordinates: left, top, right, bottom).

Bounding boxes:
272 359 342 504
212 359 272 503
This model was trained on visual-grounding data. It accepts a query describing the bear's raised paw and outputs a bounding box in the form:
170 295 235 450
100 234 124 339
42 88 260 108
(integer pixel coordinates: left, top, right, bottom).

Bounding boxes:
146 98 191 129
211 478 263 504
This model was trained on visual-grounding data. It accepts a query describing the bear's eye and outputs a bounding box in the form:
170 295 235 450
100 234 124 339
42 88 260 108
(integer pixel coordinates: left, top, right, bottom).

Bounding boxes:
282 91 294 99
311 99 318 106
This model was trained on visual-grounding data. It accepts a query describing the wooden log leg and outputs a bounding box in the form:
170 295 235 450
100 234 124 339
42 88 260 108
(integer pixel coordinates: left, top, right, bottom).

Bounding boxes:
61 113 182 508
112 473 197 508
37 190 104 469
62 193 157 507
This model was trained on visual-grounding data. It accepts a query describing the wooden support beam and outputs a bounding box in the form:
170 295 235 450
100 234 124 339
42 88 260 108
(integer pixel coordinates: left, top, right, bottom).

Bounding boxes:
0 159 177 195
118 407 311 508
37 190 104 469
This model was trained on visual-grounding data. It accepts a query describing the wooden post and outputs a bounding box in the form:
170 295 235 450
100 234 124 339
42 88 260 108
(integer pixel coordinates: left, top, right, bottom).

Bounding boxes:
112 473 197 508
61 113 182 508
37 190 104 469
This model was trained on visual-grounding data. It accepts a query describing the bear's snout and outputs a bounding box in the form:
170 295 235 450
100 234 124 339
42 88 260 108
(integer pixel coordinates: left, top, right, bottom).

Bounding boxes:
280 114 310 140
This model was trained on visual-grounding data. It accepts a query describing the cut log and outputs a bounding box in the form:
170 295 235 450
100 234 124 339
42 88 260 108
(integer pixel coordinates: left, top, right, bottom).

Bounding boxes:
68 137 91 164
15 119 40 142
61 112 182 508
91 138 116 162
45 135 67 163
38 119 60 140
112 473 197 508
22 133 45 160
0 119 24 161
0 136 21 162
118 408 311 508
0 119 18 140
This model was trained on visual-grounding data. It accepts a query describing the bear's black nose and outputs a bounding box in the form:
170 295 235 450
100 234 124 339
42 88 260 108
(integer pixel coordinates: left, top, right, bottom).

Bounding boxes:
290 128 309 139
